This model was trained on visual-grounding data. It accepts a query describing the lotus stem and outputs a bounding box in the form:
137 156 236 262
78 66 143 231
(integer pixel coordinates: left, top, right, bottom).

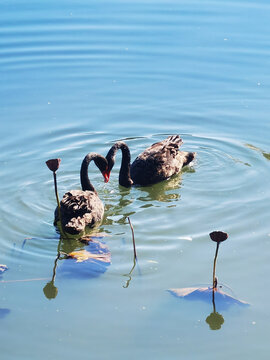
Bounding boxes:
212 242 220 289
46 158 65 235
53 171 60 209
51 171 61 222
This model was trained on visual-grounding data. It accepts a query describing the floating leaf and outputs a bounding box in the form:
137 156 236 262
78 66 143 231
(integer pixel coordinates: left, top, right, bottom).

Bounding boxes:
68 249 111 263
168 286 249 309
46 158 61 172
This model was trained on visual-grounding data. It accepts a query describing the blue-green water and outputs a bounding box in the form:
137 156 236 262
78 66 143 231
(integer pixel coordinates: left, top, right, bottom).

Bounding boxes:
1 0 270 359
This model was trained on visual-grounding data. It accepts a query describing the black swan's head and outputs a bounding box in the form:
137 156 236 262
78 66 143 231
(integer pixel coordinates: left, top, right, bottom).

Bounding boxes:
93 155 109 183
104 141 130 182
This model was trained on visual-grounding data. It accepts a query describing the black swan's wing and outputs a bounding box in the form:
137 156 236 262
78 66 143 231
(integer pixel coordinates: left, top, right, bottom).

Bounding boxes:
130 135 195 185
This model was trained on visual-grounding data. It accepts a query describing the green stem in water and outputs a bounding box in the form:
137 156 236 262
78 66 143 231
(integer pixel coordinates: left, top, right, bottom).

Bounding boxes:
212 242 220 289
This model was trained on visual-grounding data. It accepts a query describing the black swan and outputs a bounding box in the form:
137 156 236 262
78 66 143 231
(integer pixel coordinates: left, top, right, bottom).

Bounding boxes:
105 135 196 187
55 153 109 235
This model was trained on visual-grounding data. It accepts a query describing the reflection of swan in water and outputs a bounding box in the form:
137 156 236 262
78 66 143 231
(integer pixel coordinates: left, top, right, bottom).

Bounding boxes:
54 153 109 235
137 166 194 204
137 172 184 203
105 135 196 187
102 187 136 226
103 169 195 226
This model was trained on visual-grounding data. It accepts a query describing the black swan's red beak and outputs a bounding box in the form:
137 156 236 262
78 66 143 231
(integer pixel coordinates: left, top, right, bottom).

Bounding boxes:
102 171 110 183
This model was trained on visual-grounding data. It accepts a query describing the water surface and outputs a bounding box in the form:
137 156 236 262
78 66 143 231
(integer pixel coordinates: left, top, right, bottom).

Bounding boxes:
1 0 270 359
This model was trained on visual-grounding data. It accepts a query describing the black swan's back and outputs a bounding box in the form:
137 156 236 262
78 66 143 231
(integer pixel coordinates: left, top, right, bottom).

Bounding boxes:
59 190 104 234
130 135 195 186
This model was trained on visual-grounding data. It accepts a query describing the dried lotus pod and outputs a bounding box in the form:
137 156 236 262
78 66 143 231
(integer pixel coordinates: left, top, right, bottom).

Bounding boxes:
46 158 61 172
209 231 228 243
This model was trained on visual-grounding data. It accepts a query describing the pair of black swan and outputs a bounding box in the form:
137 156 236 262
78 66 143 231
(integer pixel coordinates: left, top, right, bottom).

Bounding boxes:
54 135 195 234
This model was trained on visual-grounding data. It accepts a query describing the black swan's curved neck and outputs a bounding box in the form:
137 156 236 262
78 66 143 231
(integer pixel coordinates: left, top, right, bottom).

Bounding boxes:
106 142 133 187
80 153 105 192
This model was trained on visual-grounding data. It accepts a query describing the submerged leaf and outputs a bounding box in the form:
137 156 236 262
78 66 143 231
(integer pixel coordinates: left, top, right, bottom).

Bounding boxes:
68 249 111 263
